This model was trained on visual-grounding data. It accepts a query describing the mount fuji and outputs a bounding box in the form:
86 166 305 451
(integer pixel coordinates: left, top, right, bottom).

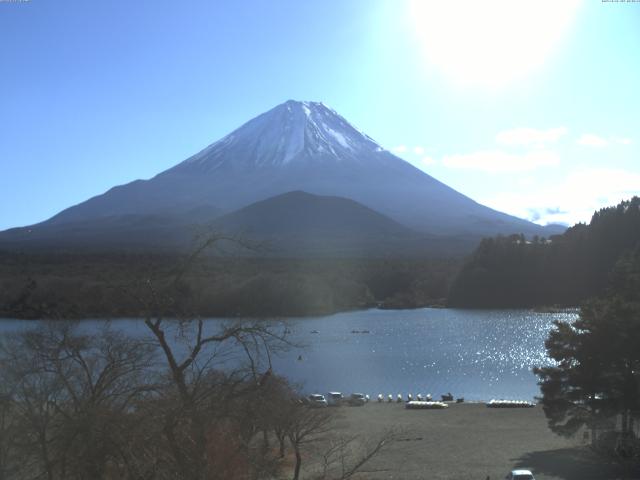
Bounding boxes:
0 100 562 254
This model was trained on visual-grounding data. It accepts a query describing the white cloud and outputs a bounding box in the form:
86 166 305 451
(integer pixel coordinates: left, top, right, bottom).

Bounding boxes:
405 155 437 172
393 145 427 155
481 168 640 226
441 149 560 172
577 134 608 147
614 137 633 145
496 127 568 147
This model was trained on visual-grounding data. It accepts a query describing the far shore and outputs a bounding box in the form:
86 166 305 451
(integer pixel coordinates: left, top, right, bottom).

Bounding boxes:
0 304 581 322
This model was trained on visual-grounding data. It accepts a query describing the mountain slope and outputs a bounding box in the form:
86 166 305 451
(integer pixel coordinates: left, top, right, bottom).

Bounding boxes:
213 190 416 237
211 191 425 256
0 191 477 256
0 213 199 252
35 100 560 240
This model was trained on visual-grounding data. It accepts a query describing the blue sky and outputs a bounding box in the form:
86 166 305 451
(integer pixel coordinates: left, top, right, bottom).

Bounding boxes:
1 0 638 230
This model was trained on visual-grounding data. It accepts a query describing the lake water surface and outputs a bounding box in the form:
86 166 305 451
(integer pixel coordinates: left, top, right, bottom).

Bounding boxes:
270 308 577 401
0 308 578 401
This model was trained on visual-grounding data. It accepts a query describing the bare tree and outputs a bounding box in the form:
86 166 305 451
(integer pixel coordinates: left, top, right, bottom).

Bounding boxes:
119 233 293 479
0 384 20 480
0 322 155 480
138 315 289 479
285 404 334 480
314 430 400 480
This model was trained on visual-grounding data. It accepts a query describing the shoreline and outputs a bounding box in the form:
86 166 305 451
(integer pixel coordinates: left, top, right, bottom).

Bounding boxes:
0 304 581 321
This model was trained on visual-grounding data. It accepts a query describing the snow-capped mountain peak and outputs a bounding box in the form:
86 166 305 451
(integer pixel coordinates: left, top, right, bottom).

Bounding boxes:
175 100 386 172
27 99 560 242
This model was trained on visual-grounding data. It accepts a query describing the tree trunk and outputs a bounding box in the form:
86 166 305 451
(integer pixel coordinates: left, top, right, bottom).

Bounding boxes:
39 430 54 480
292 445 302 480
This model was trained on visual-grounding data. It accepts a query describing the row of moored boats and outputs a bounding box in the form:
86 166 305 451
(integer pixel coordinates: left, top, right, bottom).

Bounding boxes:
308 392 535 409
486 399 535 408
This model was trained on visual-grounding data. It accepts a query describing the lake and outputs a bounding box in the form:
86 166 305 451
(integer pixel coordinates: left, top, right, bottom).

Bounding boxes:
0 308 578 401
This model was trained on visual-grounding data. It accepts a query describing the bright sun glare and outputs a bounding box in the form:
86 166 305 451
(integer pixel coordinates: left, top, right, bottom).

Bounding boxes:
409 0 582 88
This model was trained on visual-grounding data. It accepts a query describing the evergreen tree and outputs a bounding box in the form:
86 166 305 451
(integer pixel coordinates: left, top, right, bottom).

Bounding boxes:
534 247 640 451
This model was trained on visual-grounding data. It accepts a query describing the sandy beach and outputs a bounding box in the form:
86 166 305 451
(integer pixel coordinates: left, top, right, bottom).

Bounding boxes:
320 402 631 480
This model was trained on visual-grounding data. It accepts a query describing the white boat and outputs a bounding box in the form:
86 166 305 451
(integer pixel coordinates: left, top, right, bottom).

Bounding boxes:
486 399 535 408
405 401 448 410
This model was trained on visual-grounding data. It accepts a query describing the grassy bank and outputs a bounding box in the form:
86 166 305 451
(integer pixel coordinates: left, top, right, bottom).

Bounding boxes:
320 402 627 480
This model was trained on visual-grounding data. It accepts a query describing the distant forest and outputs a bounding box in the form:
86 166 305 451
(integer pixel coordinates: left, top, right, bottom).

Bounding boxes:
0 253 458 319
448 197 640 308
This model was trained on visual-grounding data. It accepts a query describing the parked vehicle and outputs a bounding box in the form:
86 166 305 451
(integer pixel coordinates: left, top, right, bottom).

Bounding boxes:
348 393 367 406
327 392 344 406
308 394 328 408
505 469 535 480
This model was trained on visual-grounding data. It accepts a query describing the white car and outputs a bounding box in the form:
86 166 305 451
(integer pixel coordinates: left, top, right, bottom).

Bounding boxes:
506 470 535 480
327 392 344 406
308 394 328 407
348 393 367 406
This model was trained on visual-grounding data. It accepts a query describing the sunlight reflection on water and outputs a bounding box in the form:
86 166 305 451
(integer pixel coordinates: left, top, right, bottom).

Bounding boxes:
270 308 578 401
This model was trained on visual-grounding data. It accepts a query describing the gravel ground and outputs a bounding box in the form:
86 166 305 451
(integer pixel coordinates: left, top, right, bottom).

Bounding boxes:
319 402 631 480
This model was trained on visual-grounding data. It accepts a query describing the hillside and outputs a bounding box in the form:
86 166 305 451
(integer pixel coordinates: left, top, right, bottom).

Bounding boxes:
210 191 475 256
448 197 640 308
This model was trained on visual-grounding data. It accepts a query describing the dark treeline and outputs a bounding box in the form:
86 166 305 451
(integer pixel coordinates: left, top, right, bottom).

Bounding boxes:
0 252 459 319
448 197 640 308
